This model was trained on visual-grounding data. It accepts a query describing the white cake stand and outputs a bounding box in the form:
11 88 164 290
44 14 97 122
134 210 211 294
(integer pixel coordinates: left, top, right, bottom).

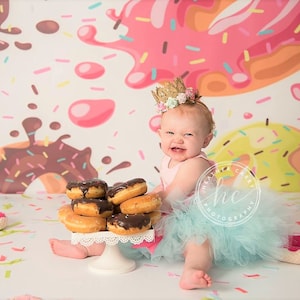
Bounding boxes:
71 230 154 275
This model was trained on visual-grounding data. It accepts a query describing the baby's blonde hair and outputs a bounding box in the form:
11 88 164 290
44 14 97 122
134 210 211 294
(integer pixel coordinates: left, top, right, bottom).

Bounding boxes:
175 100 215 134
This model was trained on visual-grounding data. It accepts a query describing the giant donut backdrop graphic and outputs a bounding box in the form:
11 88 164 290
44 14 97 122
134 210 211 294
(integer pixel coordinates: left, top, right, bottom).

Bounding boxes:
0 0 299 193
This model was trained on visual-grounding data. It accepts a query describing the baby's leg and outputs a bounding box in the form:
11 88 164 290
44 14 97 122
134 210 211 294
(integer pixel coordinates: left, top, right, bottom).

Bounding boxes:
49 239 105 259
180 239 213 289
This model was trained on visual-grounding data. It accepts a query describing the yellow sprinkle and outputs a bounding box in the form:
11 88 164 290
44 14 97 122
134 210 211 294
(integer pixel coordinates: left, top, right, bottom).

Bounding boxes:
3 203 12 210
248 8 264 13
244 50 250 62
44 136 49 147
61 170 69 176
140 52 148 63
5 270 11 278
63 32 73 38
14 170 20 178
135 17 150 22
222 32 228 44
294 24 300 34
189 58 206 65
0 5 3 13
1 154 7 160
0 258 23 265
43 151 48 158
228 109 232 117
21 182 28 188
8 24 11 32
21 194 32 199
11 77 16 84
57 81 70 88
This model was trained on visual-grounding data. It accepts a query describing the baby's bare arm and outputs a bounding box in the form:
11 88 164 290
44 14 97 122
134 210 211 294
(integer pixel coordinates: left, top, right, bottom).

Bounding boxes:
162 157 210 206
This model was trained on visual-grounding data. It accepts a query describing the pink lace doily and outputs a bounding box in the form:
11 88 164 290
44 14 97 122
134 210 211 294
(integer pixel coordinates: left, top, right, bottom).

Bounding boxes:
71 229 155 247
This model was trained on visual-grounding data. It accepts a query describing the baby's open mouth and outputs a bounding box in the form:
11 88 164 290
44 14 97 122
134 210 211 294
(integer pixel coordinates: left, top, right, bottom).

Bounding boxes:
171 147 185 152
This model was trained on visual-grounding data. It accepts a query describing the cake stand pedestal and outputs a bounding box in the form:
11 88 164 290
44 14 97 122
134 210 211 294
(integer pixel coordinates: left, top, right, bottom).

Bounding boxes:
71 230 154 275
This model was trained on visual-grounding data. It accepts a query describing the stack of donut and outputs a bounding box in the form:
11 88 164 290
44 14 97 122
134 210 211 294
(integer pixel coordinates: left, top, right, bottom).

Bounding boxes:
59 179 110 233
107 178 162 235
58 178 162 235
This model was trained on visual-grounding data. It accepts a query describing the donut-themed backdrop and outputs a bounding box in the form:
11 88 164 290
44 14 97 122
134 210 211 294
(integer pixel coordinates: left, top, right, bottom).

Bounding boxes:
0 0 299 194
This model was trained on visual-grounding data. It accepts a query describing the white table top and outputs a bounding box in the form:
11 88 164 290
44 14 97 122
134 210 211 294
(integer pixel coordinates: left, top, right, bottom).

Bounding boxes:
1 193 300 300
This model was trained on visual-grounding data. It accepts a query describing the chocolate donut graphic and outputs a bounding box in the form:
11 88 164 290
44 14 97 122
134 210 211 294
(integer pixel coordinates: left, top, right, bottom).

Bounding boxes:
0 117 98 193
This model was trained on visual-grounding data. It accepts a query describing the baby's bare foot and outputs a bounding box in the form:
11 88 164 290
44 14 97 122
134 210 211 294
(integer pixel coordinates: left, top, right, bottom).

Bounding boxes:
179 269 212 290
49 239 89 259
49 239 105 259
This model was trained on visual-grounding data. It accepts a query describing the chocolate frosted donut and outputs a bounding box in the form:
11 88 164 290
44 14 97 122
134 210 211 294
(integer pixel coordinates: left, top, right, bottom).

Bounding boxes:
71 198 113 218
107 213 151 235
107 178 147 205
66 179 108 200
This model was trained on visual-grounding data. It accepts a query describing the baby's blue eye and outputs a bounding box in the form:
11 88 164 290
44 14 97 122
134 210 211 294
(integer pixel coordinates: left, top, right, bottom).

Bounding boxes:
184 133 193 136
166 131 174 135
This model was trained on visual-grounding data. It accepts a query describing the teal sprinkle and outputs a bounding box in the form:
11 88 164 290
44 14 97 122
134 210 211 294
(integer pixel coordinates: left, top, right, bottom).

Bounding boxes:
88 2 102 10
82 162 87 169
272 139 282 144
283 125 291 131
185 45 200 52
26 150 34 156
262 161 270 167
223 62 233 74
27 131 36 136
239 130 247 136
119 35 133 42
207 152 215 157
57 158 66 163
54 174 62 179
4 56 9 63
170 19 176 31
258 29 274 35
4 179 14 183
233 157 241 161
151 68 157 80
26 172 34 177
285 172 295 176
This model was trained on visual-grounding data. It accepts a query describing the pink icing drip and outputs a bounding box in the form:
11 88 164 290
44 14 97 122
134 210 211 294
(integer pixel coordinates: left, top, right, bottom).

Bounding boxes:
77 0 300 89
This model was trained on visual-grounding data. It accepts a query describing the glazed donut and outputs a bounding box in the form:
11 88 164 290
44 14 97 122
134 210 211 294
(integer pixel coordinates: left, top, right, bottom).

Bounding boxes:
58 204 73 224
66 179 108 200
107 213 151 235
71 198 113 218
107 178 147 205
64 211 107 233
147 210 162 226
120 193 161 214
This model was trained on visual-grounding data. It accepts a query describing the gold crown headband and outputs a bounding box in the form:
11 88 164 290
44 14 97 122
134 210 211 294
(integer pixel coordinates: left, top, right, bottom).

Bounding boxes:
151 77 202 113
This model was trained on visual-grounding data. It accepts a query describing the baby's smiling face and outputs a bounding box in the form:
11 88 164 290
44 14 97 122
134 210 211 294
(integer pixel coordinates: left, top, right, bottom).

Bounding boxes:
159 105 213 165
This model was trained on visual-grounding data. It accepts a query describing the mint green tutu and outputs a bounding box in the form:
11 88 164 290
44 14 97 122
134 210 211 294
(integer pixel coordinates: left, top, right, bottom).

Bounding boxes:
124 186 291 267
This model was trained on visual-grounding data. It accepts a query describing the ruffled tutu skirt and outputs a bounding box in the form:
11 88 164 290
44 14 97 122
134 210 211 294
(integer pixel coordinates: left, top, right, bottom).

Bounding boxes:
123 186 293 267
